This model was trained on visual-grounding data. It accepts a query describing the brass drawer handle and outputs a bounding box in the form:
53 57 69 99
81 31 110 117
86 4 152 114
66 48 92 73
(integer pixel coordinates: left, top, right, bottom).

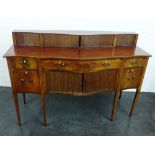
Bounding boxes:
102 61 111 67
126 75 136 81
20 78 33 83
19 59 30 68
20 78 25 82
130 59 138 67
54 61 65 67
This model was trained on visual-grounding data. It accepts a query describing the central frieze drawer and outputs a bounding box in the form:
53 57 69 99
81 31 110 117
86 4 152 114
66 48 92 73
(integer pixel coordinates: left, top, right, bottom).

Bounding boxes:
42 59 122 72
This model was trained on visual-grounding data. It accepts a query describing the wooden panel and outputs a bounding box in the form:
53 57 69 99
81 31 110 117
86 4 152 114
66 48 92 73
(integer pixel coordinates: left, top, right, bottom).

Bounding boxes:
43 34 79 47
12 57 38 69
124 58 147 68
121 67 143 89
83 70 117 93
14 32 40 46
13 69 40 92
12 31 139 48
81 35 115 47
46 71 82 94
116 34 138 46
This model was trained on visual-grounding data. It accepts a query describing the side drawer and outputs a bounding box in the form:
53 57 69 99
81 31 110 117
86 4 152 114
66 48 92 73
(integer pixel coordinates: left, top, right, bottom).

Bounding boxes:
13 69 40 92
96 59 121 70
121 67 143 89
42 60 76 71
11 57 38 69
124 58 146 68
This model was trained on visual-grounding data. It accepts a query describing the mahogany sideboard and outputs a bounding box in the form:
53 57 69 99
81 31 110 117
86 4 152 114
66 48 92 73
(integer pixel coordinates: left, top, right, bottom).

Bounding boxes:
3 30 151 126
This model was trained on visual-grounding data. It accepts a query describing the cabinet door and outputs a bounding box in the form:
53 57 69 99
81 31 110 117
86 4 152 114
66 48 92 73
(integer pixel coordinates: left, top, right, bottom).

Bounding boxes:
83 70 118 94
46 71 82 95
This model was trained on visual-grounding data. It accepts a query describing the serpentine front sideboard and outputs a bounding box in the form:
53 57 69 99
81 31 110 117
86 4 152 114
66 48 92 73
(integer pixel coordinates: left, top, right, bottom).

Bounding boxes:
3 30 151 126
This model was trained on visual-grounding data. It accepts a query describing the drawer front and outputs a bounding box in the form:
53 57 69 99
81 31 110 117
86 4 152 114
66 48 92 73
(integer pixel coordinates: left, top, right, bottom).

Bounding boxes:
12 57 38 69
124 58 146 68
42 60 76 71
121 67 143 89
13 69 40 92
42 59 121 72
96 59 121 70
76 59 121 72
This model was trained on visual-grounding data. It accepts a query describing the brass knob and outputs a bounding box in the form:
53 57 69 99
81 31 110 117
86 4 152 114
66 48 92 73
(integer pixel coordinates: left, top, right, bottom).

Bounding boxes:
54 61 65 67
20 59 27 64
23 59 27 64
20 78 33 83
130 59 138 67
131 75 136 80
126 75 136 81
20 78 25 82
20 59 30 68
103 61 111 67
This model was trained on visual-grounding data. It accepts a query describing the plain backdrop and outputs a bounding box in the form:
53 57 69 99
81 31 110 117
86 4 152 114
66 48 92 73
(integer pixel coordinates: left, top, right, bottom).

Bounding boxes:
0 0 155 93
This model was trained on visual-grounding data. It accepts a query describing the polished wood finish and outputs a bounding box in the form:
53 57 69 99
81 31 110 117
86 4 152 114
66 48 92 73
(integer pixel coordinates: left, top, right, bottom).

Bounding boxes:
43 34 79 47
116 34 138 46
121 67 143 89
13 92 21 126
81 35 115 47
42 60 77 72
124 58 147 68
46 71 82 95
4 30 151 126
83 70 117 93
129 89 140 117
12 57 38 70
12 30 138 47
13 69 40 92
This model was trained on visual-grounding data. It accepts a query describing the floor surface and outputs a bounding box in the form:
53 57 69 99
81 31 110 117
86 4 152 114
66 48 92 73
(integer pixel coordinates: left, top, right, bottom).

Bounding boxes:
0 87 155 136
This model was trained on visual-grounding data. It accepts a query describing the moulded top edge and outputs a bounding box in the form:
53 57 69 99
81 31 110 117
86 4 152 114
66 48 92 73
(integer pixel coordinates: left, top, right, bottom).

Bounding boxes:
12 30 138 35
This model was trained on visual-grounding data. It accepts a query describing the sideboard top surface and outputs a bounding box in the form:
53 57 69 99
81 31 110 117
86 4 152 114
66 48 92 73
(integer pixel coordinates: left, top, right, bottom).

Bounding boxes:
4 46 151 60
3 30 151 59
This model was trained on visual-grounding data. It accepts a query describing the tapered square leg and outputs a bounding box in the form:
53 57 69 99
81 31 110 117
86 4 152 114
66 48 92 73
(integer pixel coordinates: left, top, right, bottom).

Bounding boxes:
23 93 26 104
41 94 46 127
129 89 140 117
111 91 120 121
12 92 21 126
119 90 122 99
